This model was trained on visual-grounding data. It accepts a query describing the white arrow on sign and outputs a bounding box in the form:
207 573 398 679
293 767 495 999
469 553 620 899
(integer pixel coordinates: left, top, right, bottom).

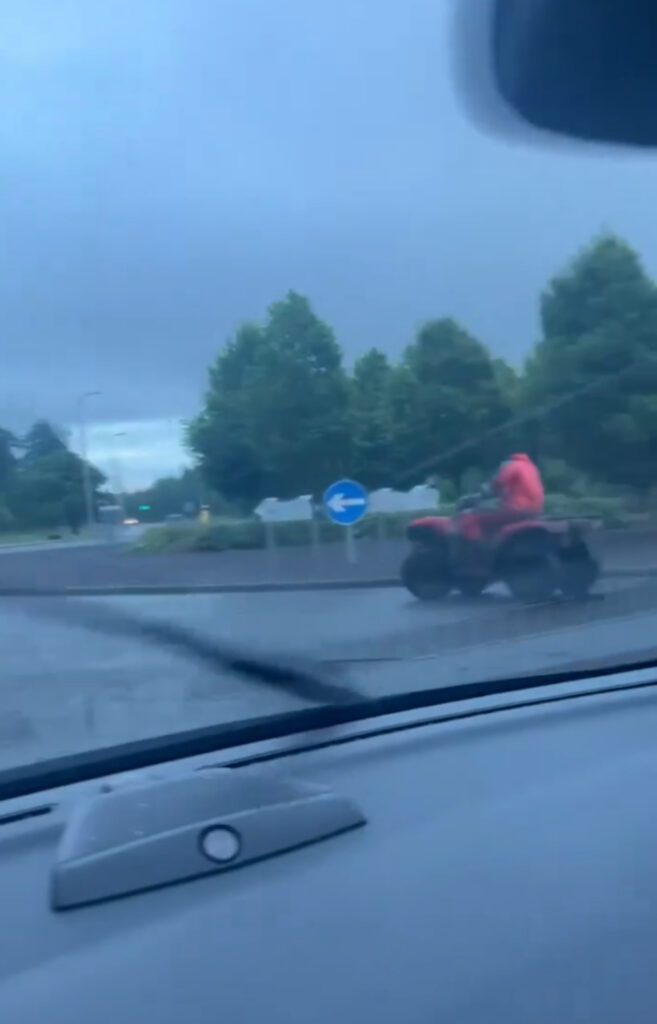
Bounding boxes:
327 493 367 514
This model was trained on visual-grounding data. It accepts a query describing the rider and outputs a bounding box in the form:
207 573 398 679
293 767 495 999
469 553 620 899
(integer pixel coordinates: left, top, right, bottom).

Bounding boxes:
468 453 545 541
492 452 545 518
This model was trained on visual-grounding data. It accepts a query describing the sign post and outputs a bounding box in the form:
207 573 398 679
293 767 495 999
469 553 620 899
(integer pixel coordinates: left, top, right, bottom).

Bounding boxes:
323 478 369 565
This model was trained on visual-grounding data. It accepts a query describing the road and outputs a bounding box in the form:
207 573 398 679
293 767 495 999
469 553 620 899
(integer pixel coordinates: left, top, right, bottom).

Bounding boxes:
2 573 657 772
0 529 656 591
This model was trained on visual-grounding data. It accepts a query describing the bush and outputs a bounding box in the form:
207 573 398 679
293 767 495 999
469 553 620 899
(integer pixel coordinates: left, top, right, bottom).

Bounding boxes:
459 467 485 496
354 510 443 540
0 501 14 532
133 517 345 554
543 494 629 528
132 492 635 555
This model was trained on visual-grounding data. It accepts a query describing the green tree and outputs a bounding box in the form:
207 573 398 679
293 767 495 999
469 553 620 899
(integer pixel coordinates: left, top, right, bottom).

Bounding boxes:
22 420 67 464
349 348 394 488
0 428 20 491
9 424 105 532
187 322 271 507
389 318 513 486
523 234 657 490
188 291 351 504
125 468 206 521
492 358 520 407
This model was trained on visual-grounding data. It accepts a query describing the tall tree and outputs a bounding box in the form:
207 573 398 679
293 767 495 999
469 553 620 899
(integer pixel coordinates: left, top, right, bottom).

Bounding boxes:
523 234 657 490
389 318 513 485
10 422 104 532
22 421 67 464
349 348 393 488
187 323 267 507
188 291 351 504
0 428 19 490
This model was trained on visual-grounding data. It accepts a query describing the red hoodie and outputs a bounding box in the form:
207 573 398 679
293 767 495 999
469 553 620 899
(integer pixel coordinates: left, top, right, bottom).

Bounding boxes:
492 453 544 513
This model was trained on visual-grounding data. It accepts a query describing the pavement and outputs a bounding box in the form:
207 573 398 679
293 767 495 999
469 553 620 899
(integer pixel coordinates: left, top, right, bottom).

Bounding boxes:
2 570 657 773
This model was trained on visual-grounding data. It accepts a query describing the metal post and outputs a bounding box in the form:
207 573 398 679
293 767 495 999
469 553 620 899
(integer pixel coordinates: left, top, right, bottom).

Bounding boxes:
77 391 100 537
112 431 127 522
265 521 277 576
345 524 357 564
310 515 320 570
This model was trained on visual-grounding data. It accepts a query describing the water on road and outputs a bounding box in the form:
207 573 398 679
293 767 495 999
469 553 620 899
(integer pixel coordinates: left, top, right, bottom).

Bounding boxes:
1 576 656 771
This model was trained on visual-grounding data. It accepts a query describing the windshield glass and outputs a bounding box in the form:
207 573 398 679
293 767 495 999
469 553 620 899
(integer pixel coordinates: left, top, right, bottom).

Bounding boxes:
3 0 657 774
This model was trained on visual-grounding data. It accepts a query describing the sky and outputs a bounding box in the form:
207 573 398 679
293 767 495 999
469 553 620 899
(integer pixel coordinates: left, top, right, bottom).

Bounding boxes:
3 0 657 487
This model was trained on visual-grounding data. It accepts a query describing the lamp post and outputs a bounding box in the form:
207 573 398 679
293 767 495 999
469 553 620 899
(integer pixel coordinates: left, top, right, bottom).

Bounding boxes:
77 391 100 535
111 431 127 521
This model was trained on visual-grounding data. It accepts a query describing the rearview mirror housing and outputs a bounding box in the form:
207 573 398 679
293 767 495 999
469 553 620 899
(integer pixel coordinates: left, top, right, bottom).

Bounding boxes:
453 0 657 147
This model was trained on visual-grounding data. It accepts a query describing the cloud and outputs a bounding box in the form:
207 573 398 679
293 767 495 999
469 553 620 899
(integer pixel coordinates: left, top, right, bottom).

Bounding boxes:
69 418 192 490
4 0 657 440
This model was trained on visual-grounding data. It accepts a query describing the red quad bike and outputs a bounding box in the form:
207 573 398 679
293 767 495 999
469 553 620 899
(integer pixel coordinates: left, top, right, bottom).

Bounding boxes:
401 493 601 604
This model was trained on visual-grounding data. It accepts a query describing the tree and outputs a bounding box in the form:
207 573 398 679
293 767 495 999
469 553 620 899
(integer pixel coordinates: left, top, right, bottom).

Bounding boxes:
0 428 19 490
22 421 67 464
523 234 657 490
492 359 520 407
9 423 105 532
187 322 268 507
188 291 351 504
349 348 394 488
389 318 514 486
124 468 206 521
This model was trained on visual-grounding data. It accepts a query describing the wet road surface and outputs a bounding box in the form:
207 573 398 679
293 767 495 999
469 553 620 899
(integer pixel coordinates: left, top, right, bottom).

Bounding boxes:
2 573 657 771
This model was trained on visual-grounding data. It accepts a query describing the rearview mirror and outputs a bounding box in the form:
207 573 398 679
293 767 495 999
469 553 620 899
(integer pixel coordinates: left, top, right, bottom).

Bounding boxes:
453 0 657 147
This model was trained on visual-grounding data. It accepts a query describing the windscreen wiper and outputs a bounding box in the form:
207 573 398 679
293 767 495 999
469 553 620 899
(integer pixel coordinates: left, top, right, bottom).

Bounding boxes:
3 644 657 803
29 598 363 707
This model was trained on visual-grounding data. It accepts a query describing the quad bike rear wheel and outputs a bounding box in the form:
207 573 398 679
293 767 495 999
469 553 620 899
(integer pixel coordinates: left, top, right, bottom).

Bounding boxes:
401 545 451 601
559 539 600 600
505 553 559 603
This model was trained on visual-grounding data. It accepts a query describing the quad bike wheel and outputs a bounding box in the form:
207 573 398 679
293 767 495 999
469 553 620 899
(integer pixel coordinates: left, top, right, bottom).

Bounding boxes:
500 532 560 604
505 553 559 603
457 578 486 599
401 545 451 601
559 540 600 600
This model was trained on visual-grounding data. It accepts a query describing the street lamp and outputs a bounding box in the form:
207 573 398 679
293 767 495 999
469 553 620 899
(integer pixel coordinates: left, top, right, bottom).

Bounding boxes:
77 391 101 535
111 431 127 520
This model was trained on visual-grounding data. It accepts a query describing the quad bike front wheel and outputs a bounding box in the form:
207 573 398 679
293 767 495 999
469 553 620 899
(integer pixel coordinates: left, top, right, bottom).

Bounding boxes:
559 540 600 600
401 545 451 601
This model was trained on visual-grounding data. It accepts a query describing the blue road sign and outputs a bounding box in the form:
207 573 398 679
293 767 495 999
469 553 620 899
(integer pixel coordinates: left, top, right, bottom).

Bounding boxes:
323 478 368 526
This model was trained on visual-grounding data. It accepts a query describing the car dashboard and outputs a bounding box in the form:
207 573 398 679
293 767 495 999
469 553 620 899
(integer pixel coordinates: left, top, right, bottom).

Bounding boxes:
1 668 657 1022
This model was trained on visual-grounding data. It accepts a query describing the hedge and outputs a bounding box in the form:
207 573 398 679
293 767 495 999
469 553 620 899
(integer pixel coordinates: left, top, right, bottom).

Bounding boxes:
131 494 638 554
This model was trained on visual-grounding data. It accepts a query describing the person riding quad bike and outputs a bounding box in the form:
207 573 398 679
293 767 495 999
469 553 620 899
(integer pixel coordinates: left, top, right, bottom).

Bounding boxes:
461 453 545 544
402 453 598 602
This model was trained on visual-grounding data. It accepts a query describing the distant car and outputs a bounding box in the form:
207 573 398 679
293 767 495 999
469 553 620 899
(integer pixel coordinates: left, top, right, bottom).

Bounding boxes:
165 513 185 522
123 518 140 526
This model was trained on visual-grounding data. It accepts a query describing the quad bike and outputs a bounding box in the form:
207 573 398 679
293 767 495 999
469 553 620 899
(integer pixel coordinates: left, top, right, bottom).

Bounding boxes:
400 493 600 604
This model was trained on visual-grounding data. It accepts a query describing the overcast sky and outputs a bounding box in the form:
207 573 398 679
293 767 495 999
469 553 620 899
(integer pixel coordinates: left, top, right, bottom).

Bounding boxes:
3 0 657 487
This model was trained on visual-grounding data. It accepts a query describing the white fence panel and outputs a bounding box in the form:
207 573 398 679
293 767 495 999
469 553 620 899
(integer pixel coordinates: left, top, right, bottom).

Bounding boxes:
368 485 439 514
254 495 314 523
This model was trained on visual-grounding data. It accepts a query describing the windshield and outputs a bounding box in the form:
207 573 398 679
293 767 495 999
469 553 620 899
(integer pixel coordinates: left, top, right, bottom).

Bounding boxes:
3 0 657 775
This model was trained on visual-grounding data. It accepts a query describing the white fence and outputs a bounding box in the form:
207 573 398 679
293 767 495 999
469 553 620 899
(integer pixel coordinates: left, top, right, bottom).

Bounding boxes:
254 495 314 523
253 485 439 523
368 485 439 515
251 485 439 565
